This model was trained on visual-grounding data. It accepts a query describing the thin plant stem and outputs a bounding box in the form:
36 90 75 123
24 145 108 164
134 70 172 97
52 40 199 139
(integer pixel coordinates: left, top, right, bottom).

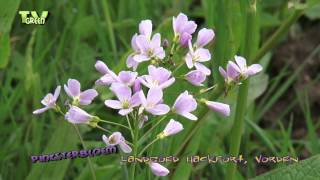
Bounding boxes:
72 124 96 180
130 114 139 180
99 119 130 130
96 125 112 134
126 115 134 140
139 137 160 156
138 115 167 145
226 1 256 179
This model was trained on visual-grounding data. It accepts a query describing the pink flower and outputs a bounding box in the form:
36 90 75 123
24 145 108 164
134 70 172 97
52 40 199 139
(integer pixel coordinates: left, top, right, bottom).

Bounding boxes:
149 162 169 176
230 55 263 78
185 40 211 75
95 60 119 85
95 61 138 86
162 119 183 137
185 70 206 86
173 13 197 47
138 65 175 89
65 106 93 124
172 91 198 120
139 88 170 115
33 85 61 114
102 132 132 153
127 20 165 70
64 79 98 105
105 83 141 116
219 63 240 84
195 28 215 48
204 100 230 116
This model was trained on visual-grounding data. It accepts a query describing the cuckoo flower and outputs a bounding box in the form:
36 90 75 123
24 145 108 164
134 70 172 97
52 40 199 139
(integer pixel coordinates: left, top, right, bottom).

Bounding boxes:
65 106 93 124
105 83 140 116
230 55 263 79
139 88 170 115
203 100 230 117
185 70 206 86
173 13 197 47
133 33 165 63
127 20 153 70
219 62 241 84
64 79 98 106
150 162 170 176
138 65 175 89
96 61 138 86
33 85 61 114
159 119 183 138
172 91 198 120
95 60 119 85
102 132 132 153
195 28 215 48
185 41 211 75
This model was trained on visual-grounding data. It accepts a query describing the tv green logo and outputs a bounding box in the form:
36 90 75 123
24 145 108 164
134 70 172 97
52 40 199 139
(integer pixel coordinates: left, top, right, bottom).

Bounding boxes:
18 11 49 25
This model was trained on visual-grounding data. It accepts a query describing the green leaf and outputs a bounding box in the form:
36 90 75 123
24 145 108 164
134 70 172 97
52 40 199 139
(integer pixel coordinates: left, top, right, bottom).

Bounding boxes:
0 33 10 68
251 155 320 180
27 122 79 180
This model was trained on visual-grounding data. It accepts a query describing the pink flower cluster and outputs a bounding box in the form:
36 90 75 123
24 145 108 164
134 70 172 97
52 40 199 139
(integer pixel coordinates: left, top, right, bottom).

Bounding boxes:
32 12 262 177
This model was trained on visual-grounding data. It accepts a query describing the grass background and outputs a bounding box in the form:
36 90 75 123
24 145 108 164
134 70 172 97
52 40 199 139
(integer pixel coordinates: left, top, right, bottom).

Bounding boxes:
1 0 320 179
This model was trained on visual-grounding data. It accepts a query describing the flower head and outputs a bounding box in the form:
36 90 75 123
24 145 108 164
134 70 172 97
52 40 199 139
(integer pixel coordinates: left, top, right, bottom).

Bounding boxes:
102 132 132 153
203 100 230 117
95 60 119 85
173 13 197 46
172 91 197 120
195 28 215 48
138 65 175 89
185 70 206 86
105 83 141 116
127 20 165 70
65 106 93 124
231 55 263 78
33 85 61 114
139 88 170 115
149 162 169 176
219 63 240 84
64 79 98 106
185 41 211 75
160 119 183 138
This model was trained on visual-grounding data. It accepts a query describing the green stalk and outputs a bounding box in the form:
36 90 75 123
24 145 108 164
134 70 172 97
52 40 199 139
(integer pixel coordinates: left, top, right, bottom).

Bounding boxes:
225 1 256 179
130 113 139 180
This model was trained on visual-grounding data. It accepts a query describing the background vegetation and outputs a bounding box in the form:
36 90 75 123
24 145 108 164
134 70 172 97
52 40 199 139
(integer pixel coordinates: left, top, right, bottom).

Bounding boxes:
1 0 320 179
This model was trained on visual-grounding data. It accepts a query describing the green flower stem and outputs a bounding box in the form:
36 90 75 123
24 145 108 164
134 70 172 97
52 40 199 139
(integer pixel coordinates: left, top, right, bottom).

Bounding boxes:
138 137 160 156
99 119 130 130
130 114 139 180
126 115 134 140
72 124 96 180
96 125 112 134
226 1 256 179
137 115 167 145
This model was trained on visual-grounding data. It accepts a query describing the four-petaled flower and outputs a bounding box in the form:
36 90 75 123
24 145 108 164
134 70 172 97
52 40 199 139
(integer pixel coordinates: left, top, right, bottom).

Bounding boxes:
139 88 170 115
172 13 197 47
65 106 93 124
33 85 61 114
172 91 198 120
185 40 211 75
229 55 263 79
149 162 170 176
138 65 175 89
159 119 183 138
64 79 98 105
102 132 132 153
105 83 141 116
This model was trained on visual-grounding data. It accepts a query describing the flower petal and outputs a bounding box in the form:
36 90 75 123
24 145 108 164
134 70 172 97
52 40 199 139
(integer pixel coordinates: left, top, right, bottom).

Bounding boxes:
150 162 170 177
118 141 132 153
246 64 263 76
79 89 98 105
119 108 133 116
105 100 122 109
33 107 50 114
234 55 247 70
139 20 152 39
196 28 215 48
66 79 81 97
53 85 61 101
147 104 170 115
147 88 163 105
195 62 211 75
